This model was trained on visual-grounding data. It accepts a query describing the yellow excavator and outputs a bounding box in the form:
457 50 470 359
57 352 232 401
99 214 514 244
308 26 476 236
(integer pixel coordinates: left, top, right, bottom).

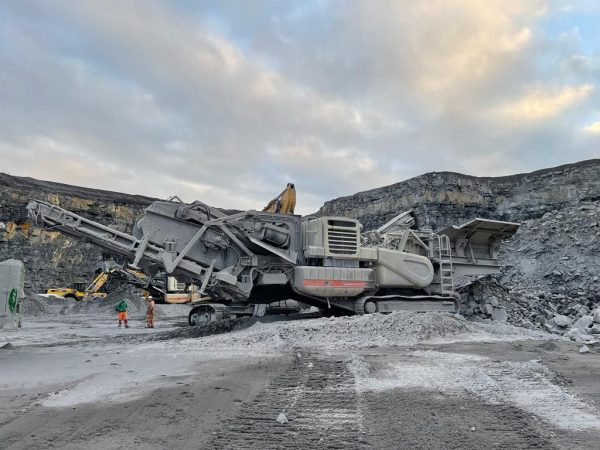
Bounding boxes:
46 278 108 301
45 264 144 301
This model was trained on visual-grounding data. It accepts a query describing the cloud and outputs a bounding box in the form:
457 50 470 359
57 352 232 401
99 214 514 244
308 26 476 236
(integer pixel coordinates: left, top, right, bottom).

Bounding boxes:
493 84 594 121
0 0 599 214
583 121 600 133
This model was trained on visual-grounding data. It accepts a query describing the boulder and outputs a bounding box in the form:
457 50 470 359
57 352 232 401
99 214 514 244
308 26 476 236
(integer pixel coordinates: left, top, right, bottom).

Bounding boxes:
593 309 600 324
519 319 534 329
553 314 571 328
566 327 594 342
572 315 593 332
492 308 508 322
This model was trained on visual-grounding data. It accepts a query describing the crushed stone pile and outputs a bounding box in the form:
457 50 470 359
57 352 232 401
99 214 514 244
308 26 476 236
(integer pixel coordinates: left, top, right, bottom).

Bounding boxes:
187 311 546 350
221 311 470 349
21 295 76 317
69 286 148 316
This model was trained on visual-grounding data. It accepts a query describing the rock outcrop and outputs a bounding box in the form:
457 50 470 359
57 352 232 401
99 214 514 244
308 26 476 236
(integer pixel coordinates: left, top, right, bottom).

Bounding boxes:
0 173 154 294
317 159 600 230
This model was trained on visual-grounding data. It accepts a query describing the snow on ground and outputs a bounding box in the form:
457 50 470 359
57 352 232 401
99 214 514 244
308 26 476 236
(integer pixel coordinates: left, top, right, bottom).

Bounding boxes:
348 350 600 431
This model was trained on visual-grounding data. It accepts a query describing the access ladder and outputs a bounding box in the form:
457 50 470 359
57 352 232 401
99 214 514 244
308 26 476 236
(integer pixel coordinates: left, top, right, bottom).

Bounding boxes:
432 234 454 295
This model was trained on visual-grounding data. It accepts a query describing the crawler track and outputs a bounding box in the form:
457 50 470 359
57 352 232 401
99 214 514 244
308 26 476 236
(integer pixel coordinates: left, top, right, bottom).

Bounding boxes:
208 351 369 449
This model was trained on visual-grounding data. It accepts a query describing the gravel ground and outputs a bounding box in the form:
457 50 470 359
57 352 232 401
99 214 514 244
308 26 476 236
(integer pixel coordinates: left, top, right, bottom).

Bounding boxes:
1 311 599 449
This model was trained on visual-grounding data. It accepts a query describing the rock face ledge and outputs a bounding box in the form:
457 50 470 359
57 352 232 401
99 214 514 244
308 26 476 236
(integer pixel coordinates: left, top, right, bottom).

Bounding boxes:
316 159 600 230
0 173 155 294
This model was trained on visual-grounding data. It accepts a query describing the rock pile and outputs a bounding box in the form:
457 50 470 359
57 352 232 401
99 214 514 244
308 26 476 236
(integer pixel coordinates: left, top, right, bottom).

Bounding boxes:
500 201 600 296
547 312 600 343
460 275 600 343
494 200 600 340
459 276 512 324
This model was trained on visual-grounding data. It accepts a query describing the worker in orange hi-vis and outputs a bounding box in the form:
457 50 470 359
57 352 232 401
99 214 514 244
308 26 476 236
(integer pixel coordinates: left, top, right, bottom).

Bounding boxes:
146 296 156 328
116 299 129 328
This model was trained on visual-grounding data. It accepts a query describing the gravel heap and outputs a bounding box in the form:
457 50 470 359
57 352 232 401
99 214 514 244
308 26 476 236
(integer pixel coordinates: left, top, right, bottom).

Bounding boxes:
20 294 75 317
190 311 544 350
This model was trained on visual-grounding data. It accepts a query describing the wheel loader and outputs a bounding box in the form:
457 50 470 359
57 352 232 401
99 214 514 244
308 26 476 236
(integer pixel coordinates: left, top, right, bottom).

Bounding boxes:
27 183 519 325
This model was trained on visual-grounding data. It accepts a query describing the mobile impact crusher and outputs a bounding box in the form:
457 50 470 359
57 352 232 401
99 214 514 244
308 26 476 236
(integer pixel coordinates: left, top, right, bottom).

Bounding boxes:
27 197 519 325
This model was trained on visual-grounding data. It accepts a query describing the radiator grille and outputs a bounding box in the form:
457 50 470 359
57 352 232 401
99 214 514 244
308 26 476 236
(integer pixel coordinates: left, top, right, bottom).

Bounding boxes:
327 220 359 255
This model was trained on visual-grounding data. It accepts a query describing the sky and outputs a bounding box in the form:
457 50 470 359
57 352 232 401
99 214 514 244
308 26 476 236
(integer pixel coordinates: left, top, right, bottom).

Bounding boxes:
1 0 599 214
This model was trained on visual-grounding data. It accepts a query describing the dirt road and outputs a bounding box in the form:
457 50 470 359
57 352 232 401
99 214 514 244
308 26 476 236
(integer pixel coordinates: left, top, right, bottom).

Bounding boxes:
1 315 599 449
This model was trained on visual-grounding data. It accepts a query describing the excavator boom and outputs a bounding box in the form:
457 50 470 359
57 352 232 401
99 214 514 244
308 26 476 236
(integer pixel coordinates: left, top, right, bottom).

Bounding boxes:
263 183 296 214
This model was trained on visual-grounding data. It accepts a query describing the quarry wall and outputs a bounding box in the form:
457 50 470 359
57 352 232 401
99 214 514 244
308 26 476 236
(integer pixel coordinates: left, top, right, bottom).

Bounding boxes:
0 173 153 293
316 159 600 230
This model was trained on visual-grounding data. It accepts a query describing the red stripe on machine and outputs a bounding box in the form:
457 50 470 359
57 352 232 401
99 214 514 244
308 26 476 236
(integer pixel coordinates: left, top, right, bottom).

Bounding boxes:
303 279 366 287
303 279 327 286
331 280 365 287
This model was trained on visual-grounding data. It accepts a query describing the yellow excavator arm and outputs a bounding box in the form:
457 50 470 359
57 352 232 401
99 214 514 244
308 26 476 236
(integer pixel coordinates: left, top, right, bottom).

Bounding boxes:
263 183 296 214
83 272 111 300
83 266 150 300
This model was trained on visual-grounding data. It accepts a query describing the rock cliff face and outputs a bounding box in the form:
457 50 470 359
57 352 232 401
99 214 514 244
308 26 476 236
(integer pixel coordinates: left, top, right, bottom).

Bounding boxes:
0 173 154 294
316 159 600 230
